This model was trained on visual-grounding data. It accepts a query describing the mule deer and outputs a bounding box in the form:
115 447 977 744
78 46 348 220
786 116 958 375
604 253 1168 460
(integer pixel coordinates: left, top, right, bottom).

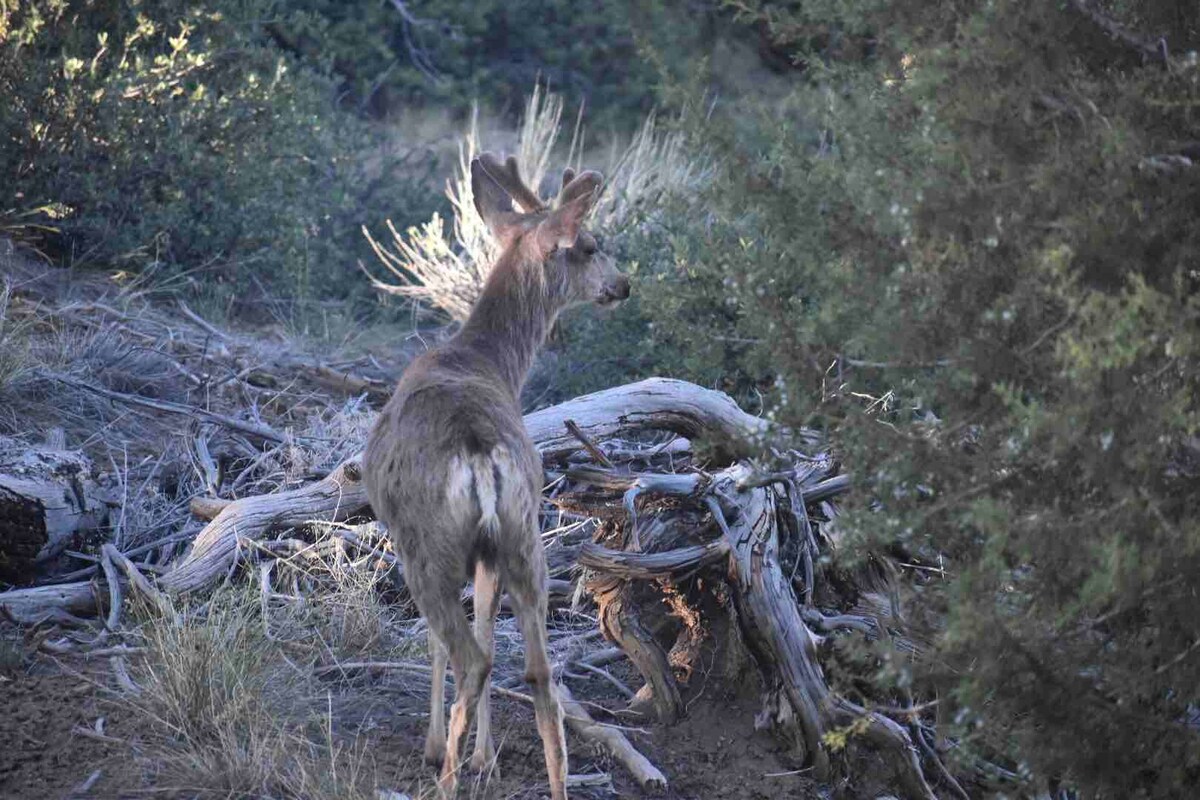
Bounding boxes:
363 153 629 799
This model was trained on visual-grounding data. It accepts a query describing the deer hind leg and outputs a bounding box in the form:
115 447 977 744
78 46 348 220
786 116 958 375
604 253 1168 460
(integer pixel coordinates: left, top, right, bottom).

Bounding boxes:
409 564 489 798
506 556 568 800
425 629 448 767
470 560 501 774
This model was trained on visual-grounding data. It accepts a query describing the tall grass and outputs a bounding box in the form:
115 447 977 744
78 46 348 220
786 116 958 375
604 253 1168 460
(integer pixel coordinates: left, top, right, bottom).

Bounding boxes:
363 86 711 323
0 281 31 393
125 541 410 799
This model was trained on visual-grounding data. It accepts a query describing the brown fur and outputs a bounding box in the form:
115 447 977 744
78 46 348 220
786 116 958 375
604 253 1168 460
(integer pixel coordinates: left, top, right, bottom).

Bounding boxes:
364 154 629 799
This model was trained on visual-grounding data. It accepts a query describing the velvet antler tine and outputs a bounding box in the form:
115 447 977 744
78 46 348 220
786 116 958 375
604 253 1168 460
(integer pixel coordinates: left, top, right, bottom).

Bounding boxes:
476 152 545 214
559 170 604 209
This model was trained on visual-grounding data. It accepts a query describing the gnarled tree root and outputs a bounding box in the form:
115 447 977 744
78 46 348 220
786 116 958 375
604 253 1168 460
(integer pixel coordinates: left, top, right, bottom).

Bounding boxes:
575 462 937 800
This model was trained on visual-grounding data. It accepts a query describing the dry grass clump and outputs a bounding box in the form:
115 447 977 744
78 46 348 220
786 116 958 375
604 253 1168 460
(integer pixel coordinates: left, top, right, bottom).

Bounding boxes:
363 85 711 323
0 282 32 393
127 572 410 799
266 521 406 661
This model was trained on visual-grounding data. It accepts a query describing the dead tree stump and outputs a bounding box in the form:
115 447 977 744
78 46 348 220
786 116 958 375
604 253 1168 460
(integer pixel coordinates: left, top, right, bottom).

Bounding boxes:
572 461 938 799
0 437 114 580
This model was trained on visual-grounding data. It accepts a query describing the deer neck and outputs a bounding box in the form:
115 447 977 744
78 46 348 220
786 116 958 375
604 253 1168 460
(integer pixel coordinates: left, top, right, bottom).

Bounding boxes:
457 254 561 396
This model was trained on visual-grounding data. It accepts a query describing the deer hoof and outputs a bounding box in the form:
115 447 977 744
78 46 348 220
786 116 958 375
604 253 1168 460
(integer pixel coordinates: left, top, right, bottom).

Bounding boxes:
424 738 446 769
437 765 460 798
469 745 499 776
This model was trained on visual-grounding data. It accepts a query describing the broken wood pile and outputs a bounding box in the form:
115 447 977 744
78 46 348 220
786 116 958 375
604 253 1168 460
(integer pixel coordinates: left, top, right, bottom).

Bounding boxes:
0 376 959 798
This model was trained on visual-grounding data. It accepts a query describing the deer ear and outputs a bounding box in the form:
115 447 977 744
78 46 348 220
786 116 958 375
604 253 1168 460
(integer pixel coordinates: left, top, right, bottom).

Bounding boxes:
535 191 594 253
471 156 525 242
538 170 602 251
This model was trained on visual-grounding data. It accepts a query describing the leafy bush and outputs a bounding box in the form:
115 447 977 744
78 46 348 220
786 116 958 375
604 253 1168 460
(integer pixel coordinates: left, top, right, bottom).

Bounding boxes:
264 0 708 127
0 0 440 311
628 0 1200 795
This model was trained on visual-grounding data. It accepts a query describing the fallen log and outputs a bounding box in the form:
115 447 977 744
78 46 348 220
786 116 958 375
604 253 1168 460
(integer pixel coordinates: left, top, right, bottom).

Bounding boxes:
527 377 797 461
0 437 115 580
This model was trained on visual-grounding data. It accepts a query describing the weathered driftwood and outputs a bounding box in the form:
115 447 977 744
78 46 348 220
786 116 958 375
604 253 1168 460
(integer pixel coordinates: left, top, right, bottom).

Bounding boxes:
0 378 781 622
0 374 947 796
0 438 114 578
580 528 730 724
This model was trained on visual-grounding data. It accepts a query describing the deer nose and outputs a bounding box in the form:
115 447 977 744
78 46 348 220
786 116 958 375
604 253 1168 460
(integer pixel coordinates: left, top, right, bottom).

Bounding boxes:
613 275 631 299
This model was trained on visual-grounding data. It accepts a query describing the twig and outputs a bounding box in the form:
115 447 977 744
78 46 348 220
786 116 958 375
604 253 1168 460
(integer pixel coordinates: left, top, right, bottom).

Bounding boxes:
70 725 125 745
1155 637 1200 675
564 419 615 468
229 441 286 494
102 545 173 618
558 684 668 790
571 660 636 699
313 660 432 677
83 645 146 658
110 655 142 695
48 372 288 443
566 773 612 789
801 474 851 504
912 719 969 800
97 547 123 631
327 526 399 566
69 768 103 797
177 299 230 341
1068 0 1169 64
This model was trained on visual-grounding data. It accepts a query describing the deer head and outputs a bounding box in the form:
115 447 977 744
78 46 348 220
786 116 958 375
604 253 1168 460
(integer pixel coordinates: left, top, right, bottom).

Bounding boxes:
471 152 631 310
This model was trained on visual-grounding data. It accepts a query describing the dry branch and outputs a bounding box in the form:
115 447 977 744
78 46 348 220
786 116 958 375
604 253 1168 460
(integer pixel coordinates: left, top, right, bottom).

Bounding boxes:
1068 0 1169 63
0 372 943 798
47 373 288 444
558 684 668 791
713 465 933 799
573 457 936 796
579 538 730 581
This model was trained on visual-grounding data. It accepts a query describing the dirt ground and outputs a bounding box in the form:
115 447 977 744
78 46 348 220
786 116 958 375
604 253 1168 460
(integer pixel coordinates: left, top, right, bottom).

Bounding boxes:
0 651 142 799
1 635 817 800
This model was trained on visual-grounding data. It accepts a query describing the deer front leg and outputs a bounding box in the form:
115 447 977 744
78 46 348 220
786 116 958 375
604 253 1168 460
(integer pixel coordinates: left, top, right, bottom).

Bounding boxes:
470 562 501 774
425 629 448 767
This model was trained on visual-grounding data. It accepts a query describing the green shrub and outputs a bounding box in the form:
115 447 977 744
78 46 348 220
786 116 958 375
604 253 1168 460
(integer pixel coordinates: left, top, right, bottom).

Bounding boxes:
0 0 441 311
265 0 709 128
629 0 1200 795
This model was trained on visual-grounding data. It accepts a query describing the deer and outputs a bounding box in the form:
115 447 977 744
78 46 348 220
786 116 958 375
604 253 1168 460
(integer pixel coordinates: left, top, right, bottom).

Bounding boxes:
363 152 630 800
